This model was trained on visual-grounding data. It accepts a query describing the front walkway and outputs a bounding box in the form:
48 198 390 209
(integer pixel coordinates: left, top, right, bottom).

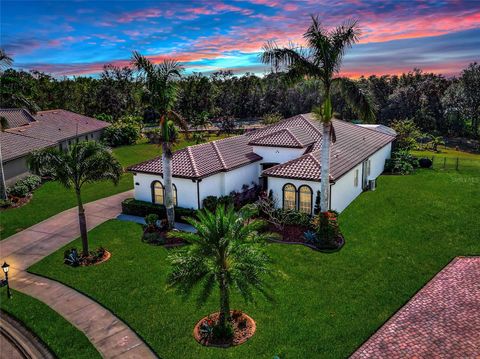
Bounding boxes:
351 257 480 358
0 190 157 358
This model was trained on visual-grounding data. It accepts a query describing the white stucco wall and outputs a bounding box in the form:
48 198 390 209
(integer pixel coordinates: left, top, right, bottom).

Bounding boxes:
330 163 363 212
252 146 305 164
331 142 392 212
133 173 200 209
133 161 262 210
223 162 261 195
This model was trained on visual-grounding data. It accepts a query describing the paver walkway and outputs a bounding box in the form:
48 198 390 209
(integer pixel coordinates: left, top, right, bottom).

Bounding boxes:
0 190 157 359
351 257 480 358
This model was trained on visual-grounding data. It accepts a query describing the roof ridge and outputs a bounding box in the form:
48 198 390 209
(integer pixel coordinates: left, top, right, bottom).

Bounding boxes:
211 141 227 170
186 146 200 177
284 127 303 147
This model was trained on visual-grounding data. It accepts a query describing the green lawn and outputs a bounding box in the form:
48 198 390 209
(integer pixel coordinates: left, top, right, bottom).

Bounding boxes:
29 167 480 358
0 135 225 239
0 290 101 359
412 147 480 170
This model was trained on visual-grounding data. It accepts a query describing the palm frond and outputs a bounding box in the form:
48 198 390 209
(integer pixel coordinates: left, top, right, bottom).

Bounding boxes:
334 77 377 123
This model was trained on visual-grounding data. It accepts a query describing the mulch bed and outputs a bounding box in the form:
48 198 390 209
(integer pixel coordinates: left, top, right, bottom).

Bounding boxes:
268 224 345 252
142 229 185 247
0 194 33 211
81 250 111 266
193 311 256 348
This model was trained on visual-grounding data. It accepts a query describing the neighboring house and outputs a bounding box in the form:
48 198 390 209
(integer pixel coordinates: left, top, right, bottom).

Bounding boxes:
0 109 110 184
128 114 396 213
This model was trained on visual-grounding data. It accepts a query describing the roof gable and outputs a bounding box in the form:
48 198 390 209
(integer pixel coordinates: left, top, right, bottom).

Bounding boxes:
248 126 315 148
0 108 36 128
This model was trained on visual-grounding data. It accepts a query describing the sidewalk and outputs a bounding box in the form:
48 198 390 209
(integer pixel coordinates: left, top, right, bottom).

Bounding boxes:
0 190 158 358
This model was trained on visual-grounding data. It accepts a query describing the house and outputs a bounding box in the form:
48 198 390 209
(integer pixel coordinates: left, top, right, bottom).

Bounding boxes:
0 109 110 184
128 114 396 213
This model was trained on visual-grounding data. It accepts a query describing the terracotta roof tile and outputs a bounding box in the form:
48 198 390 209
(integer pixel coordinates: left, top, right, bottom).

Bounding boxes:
0 108 36 128
128 135 262 179
248 126 315 148
263 115 396 181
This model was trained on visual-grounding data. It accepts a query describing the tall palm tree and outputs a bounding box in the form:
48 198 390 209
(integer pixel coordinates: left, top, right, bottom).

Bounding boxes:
28 141 122 256
167 205 271 332
0 116 9 200
132 52 187 229
261 16 376 212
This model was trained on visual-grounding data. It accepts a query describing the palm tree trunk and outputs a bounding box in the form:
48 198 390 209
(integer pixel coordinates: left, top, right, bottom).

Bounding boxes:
320 121 331 212
218 268 231 329
162 142 175 229
75 188 89 256
0 143 7 200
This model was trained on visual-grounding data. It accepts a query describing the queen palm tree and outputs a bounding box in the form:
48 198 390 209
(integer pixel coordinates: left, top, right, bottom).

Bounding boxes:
132 52 187 229
28 141 122 256
167 205 271 333
261 16 376 212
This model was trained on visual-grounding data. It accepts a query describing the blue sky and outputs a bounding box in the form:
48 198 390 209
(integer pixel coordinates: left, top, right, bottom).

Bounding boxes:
1 0 479 77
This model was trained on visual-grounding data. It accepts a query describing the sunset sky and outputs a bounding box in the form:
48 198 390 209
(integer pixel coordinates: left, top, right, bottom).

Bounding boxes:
1 0 479 78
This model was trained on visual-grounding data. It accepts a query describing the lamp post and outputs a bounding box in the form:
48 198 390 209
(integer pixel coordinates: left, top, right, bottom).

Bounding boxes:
1 262 12 299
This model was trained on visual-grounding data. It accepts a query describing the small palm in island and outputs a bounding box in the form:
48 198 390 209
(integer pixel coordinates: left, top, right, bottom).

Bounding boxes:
167 205 274 346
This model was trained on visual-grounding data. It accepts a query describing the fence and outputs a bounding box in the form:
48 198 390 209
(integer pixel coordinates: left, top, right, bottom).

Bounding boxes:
420 155 480 171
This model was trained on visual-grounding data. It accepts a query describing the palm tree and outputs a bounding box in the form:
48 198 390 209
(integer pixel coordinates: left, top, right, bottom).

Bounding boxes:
28 141 122 256
261 16 376 212
0 116 9 200
132 52 187 229
167 205 271 332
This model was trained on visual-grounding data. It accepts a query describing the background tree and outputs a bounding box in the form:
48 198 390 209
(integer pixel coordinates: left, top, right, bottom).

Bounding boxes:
167 205 271 333
28 142 122 256
132 51 186 228
261 16 376 212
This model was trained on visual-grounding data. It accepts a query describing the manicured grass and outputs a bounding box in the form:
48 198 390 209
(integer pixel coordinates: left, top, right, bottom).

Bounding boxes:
412 147 480 170
0 290 101 359
0 134 225 239
29 168 480 358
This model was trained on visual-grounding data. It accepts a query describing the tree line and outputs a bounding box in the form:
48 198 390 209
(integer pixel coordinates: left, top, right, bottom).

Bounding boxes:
1 61 479 139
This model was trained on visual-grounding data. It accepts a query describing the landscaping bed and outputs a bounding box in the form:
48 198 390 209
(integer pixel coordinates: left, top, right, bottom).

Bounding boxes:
193 311 256 347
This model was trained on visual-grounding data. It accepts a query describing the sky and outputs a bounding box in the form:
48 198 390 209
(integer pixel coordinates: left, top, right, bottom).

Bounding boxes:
1 0 479 78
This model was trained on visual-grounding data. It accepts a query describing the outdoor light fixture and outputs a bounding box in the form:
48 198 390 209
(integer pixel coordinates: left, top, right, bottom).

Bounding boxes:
1 261 12 299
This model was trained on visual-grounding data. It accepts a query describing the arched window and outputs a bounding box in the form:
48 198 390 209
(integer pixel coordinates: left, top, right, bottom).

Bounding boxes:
298 185 313 215
152 181 164 205
173 184 178 206
283 183 296 210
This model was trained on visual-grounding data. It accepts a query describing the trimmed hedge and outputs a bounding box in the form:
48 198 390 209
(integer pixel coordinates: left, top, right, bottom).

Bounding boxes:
121 198 196 223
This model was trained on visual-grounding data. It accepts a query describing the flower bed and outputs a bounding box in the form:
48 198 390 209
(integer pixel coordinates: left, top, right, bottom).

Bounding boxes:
64 247 111 267
193 311 256 347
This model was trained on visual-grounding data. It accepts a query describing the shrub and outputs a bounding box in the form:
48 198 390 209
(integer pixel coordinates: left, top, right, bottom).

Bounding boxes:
101 122 140 147
21 175 42 191
202 195 234 212
144 214 159 230
418 157 433 168
0 199 12 208
385 150 419 175
8 183 29 197
142 231 166 245
121 198 196 223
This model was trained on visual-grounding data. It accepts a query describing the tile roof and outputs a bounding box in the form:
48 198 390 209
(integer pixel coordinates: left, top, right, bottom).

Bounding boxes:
0 131 55 162
128 113 395 181
128 135 262 179
248 126 315 148
5 109 110 143
1 108 110 162
263 115 396 181
0 108 36 128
